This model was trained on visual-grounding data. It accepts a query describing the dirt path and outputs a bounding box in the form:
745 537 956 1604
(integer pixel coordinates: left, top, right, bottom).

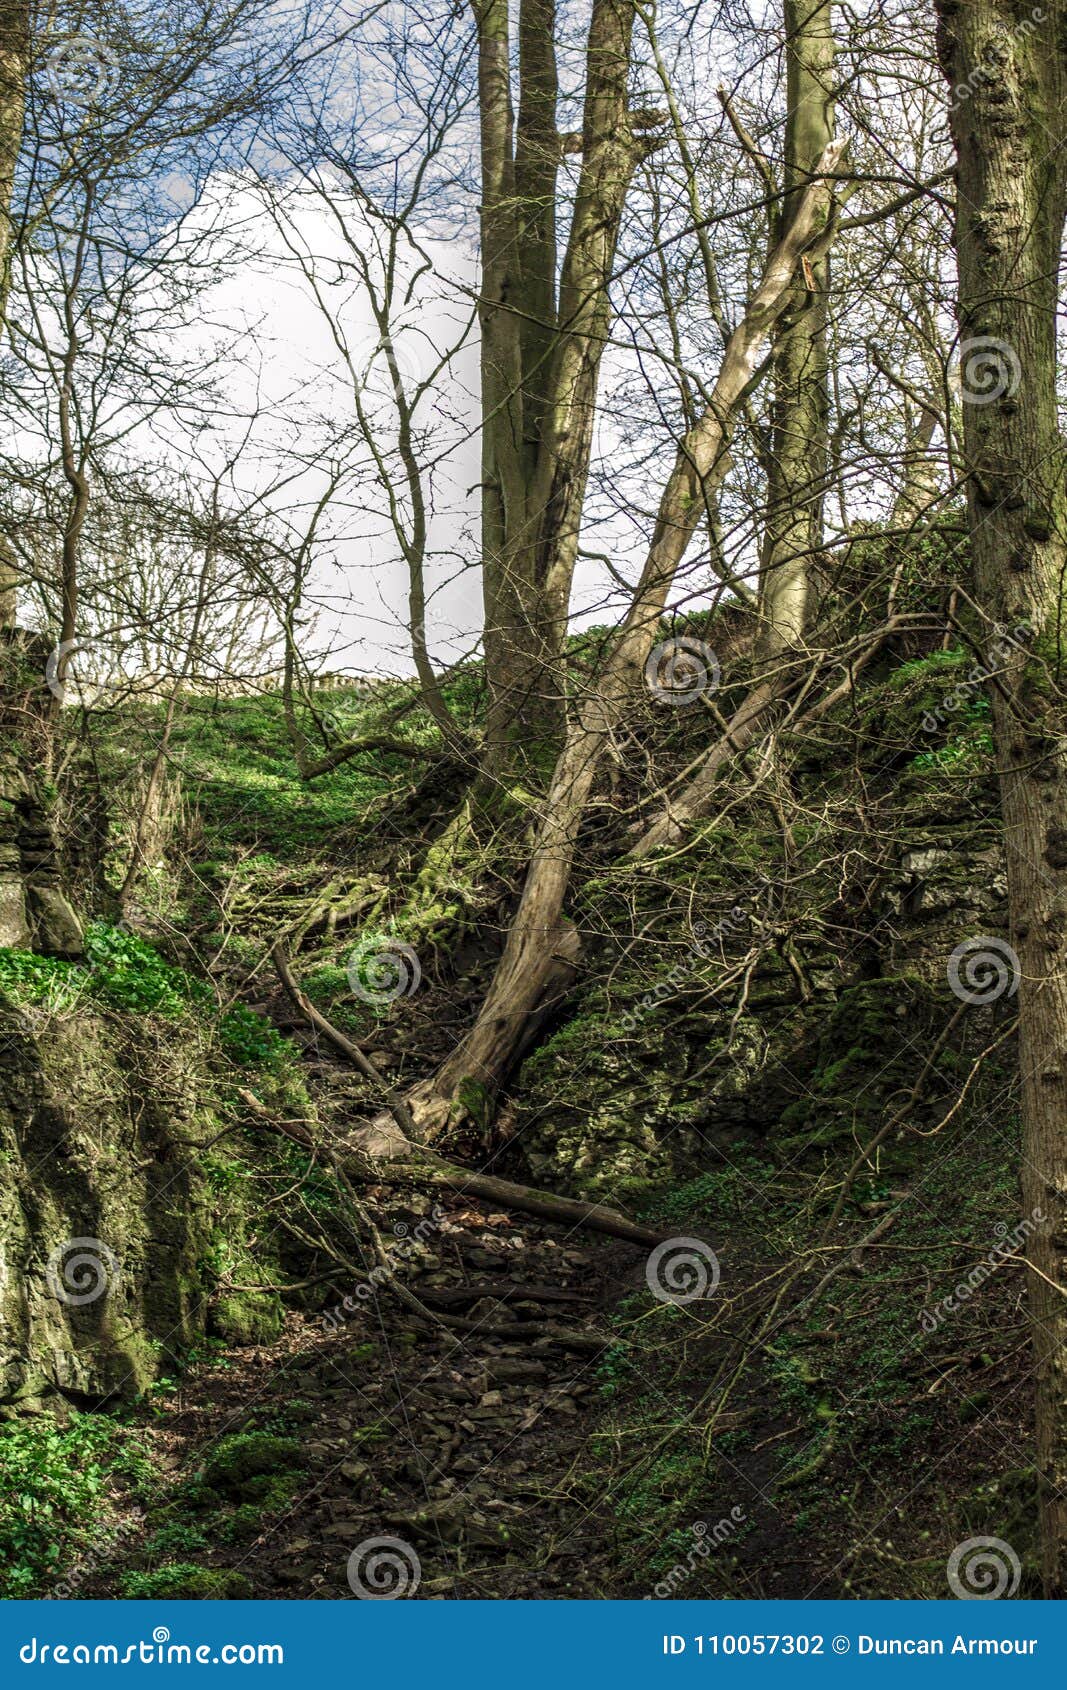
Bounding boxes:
90 1202 645 1599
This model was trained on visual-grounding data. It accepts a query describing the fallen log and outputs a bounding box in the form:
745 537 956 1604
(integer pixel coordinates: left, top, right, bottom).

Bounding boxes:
392 1160 668 1249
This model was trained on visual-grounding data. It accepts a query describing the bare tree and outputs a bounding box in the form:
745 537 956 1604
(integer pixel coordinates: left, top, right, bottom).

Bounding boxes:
475 0 665 779
757 0 836 656
384 141 848 1141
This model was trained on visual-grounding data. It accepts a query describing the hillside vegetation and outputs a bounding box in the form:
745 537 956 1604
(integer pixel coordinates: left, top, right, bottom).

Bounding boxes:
0 567 1039 1598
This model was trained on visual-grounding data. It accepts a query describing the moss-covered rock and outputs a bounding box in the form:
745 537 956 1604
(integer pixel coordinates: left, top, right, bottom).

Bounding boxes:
212 1478 301 1543
0 1000 215 1403
0 995 296 1405
775 976 946 1150
200 1432 302 1500
209 1290 284 1347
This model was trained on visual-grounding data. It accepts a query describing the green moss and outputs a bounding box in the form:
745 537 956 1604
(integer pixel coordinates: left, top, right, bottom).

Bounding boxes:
119 1562 253 1599
200 1432 302 1500
775 977 945 1152
890 647 973 688
209 1291 284 1347
212 1476 301 1543
455 1075 490 1132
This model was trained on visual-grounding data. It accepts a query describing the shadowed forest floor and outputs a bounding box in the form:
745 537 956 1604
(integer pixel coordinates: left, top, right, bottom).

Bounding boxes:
74 1117 1037 1600
0 641 1042 1600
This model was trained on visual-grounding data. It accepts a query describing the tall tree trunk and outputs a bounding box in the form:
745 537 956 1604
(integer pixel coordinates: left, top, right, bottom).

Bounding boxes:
477 0 647 782
0 1 27 628
50 189 95 729
474 0 529 774
936 0 1067 1597
393 142 846 1140
758 0 835 656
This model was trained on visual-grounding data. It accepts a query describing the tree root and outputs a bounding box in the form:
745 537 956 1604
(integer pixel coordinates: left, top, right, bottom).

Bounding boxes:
268 950 666 1248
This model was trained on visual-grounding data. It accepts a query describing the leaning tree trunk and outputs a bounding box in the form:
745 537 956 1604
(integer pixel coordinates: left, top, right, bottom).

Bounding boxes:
627 2 842 860
936 0 1067 1597
758 0 835 656
391 141 846 1142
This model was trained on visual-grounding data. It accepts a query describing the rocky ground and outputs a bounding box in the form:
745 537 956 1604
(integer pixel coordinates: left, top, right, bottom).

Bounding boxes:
83 1202 651 1600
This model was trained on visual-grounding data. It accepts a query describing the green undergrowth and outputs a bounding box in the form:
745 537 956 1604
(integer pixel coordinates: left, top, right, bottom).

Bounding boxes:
111 1422 314 1598
587 1081 1036 1598
0 1412 150 1597
119 1564 254 1599
0 922 291 1070
93 669 484 859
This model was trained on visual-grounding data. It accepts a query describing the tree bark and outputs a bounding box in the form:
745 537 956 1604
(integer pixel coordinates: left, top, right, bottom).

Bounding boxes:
0 1 27 628
758 0 835 657
936 0 1067 1597
50 189 95 725
477 0 650 780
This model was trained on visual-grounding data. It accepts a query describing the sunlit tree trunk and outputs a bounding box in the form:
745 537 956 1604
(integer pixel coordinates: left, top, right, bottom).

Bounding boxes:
758 0 835 655
937 0 1067 1597
476 0 649 781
